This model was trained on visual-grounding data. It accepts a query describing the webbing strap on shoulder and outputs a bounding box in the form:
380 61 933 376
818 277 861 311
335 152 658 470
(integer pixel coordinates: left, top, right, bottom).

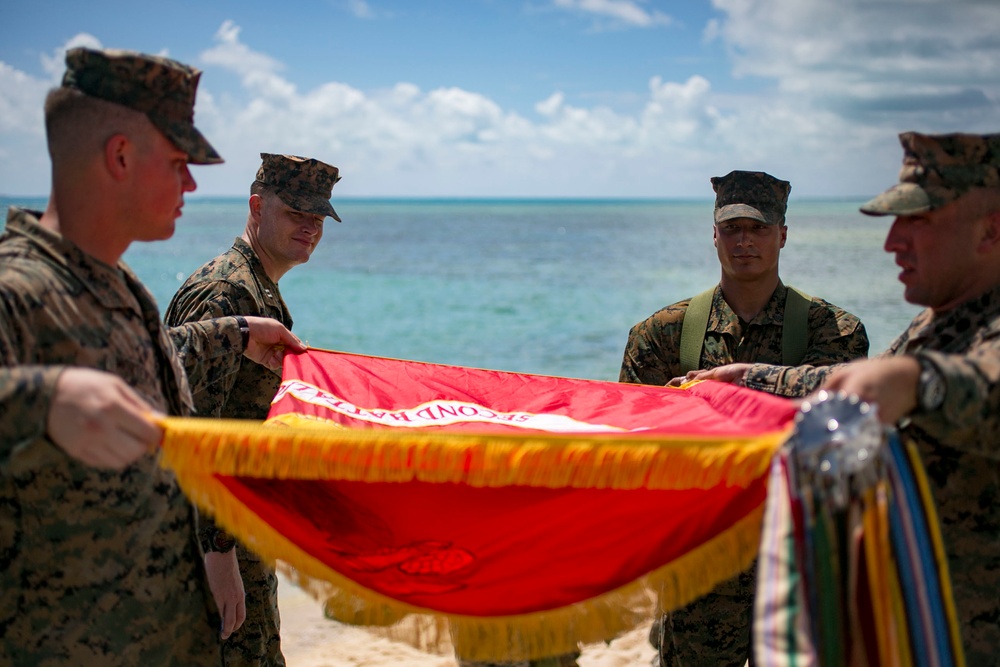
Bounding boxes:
782 286 812 366
679 287 717 376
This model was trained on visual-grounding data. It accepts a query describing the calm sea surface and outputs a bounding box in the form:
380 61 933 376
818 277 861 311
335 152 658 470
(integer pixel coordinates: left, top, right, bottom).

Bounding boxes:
1 197 920 381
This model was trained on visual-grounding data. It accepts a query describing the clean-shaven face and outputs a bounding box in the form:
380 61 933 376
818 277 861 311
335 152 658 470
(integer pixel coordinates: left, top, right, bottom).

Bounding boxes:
713 217 787 283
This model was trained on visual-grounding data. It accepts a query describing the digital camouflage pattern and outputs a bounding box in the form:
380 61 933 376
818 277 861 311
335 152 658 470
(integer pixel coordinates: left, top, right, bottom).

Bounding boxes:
742 284 1000 664
712 170 791 226
255 153 342 221
650 570 757 667
620 283 869 386
62 47 222 165
165 236 292 667
620 282 868 667
0 208 251 666
861 131 1000 216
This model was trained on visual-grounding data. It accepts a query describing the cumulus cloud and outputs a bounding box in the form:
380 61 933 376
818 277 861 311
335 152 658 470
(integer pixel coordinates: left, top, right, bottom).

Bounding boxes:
39 33 103 81
552 0 673 28
710 0 1000 129
2 4 998 198
187 22 751 196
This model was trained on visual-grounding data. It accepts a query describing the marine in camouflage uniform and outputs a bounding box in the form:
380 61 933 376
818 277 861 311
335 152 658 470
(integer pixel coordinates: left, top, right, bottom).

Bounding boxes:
729 132 1000 665
165 153 342 667
0 48 238 666
619 171 869 667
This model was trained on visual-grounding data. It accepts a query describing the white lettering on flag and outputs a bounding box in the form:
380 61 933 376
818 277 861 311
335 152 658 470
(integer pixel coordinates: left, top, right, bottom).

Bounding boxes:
273 380 626 433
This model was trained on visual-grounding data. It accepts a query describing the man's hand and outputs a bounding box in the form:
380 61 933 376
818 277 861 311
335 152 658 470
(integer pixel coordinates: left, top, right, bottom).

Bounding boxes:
820 357 920 425
47 367 163 469
666 363 753 387
242 316 307 370
204 549 247 640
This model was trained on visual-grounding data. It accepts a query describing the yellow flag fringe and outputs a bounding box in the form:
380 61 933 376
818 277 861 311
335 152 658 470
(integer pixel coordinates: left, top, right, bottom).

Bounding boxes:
158 416 781 661
159 415 789 491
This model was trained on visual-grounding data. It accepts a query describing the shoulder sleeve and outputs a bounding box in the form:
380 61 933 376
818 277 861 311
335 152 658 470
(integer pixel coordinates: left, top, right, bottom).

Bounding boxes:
0 268 66 462
619 303 687 385
165 279 262 325
165 280 263 416
910 335 1000 457
798 299 870 366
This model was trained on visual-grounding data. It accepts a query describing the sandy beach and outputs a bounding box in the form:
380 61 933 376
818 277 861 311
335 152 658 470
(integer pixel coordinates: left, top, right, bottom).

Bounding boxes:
277 571 656 667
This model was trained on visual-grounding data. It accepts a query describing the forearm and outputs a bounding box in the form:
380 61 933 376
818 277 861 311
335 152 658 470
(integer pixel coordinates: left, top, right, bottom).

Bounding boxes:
743 363 839 398
167 319 243 396
0 366 64 464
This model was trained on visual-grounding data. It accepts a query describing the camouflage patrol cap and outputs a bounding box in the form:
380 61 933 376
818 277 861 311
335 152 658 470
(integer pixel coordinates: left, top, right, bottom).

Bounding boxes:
860 131 1000 216
61 47 222 165
711 170 791 225
255 153 342 222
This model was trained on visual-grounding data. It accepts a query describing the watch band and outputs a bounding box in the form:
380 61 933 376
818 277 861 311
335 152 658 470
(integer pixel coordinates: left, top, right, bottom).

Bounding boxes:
234 315 250 349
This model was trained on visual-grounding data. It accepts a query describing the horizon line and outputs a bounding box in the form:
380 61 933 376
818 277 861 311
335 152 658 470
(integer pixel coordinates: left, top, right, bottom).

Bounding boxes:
1 194 873 203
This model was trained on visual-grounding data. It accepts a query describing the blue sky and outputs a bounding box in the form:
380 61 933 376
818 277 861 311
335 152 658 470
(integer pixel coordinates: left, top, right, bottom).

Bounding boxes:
2 0 998 198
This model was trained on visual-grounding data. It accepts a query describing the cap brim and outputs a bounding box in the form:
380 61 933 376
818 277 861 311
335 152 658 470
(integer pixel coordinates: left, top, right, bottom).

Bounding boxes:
714 203 773 224
277 191 342 222
860 183 930 217
157 120 224 165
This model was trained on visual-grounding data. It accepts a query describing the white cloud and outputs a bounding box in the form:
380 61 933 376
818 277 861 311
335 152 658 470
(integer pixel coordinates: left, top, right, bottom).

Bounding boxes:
39 33 103 81
536 92 565 117
552 0 673 28
2 5 998 199
710 0 1000 129
0 62 48 135
344 0 376 19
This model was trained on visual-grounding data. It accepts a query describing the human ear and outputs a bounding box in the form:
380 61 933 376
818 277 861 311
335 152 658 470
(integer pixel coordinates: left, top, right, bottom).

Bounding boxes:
249 194 263 221
103 134 131 181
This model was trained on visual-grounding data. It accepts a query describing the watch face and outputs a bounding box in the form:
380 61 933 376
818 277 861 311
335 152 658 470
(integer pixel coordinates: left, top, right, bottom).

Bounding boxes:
212 531 237 552
920 362 945 411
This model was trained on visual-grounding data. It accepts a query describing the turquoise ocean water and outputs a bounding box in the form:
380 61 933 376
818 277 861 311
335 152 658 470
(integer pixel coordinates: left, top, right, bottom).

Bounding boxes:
1 197 920 382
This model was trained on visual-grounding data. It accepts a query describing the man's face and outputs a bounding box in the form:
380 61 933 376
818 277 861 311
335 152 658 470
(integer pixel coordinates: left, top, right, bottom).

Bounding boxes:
713 216 786 283
130 127 196 242
883 197 983 311
254 192 326 271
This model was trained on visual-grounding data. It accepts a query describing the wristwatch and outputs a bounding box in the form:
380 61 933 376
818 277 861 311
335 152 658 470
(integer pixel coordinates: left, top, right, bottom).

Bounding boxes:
234 315 251 350
916 355 946 413
202 529 237 554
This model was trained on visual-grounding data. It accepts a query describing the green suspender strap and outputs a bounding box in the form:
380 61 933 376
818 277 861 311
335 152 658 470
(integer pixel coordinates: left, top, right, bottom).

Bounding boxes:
679 285 813 376
781 286 812 367
678 287 717 376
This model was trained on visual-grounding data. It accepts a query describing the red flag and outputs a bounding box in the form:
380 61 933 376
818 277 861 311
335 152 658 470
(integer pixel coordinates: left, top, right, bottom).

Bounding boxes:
159 349 795 660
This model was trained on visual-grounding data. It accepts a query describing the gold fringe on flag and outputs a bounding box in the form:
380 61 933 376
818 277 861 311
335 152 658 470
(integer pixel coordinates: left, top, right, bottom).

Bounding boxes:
159 414 789 491
158 416 786 661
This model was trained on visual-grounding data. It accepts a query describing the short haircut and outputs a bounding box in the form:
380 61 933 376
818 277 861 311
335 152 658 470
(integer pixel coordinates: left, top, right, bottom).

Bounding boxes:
44 86 152 163
250 179 278 198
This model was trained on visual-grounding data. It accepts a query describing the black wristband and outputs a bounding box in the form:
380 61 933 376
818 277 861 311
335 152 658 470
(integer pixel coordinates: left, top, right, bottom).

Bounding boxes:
202 529 237 553
234 315 250 349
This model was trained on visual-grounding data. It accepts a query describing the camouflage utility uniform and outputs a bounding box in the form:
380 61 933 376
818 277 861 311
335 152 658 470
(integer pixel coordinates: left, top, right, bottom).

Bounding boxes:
164 237 291 667
620 283 869 667
0 208 248 666
741 284 1000 664
620 282 870 386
